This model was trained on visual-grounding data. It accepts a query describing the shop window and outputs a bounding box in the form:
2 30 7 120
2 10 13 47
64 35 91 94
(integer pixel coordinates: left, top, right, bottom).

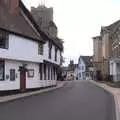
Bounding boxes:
51 67 53 80
44 64 46 80
10 69 15 81
39 64 42 80
53 67 56 80
48 66 50 80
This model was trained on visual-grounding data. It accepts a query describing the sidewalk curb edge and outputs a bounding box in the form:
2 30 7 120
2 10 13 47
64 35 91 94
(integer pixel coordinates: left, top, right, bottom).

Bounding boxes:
90 80 120 120
0 83 65 104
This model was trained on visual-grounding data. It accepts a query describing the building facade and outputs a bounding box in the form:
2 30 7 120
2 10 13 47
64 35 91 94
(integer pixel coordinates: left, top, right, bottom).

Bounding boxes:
0 0 63 91
93 20 120 81
77 56 93 80
109 21 120 81
31 5 57 38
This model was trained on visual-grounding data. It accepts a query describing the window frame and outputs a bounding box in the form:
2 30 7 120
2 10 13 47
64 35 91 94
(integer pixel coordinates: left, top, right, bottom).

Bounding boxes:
0 60 5 81
48 41 52 59
82 66 84 70
53 67 56 80
38 42 44 55
10 69 16 81
55 47 58 61
44 64 46 80
39 64 42 80
48 65 50 80
51 66 53 80
0 30 9 49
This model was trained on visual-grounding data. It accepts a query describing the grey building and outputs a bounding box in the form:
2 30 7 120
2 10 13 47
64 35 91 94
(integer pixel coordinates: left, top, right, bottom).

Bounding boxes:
31 5 57 38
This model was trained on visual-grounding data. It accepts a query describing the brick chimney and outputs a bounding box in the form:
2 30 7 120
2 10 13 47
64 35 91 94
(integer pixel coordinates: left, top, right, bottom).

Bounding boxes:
4 0 20 14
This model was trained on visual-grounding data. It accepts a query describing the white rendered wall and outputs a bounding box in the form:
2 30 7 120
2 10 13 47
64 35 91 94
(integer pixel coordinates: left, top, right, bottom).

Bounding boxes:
43 41 61 65
0 34 43 63
0 60 21 91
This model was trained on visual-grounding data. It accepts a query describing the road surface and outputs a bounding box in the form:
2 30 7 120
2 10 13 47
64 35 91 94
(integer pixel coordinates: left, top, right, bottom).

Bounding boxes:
0 81 115 120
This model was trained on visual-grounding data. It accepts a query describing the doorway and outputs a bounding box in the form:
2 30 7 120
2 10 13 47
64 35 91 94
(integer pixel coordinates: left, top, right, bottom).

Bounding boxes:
20 67 26 91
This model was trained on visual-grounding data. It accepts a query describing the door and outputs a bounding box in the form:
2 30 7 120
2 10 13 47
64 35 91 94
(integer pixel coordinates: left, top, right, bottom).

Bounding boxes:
20 68 26 91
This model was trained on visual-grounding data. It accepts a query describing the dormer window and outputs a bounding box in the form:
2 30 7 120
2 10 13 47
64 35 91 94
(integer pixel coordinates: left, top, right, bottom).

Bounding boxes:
0 30 9 49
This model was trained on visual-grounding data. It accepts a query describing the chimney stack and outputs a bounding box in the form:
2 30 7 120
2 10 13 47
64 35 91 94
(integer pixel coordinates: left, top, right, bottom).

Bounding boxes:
4 0 20 14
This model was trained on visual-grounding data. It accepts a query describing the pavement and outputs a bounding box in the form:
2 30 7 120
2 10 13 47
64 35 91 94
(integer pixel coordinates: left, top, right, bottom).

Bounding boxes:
0 81 68 103
0 81 115 120
91 80 120 120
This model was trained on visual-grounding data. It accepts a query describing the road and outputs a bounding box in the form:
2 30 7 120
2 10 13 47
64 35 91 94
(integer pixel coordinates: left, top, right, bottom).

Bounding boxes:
0 81 115 120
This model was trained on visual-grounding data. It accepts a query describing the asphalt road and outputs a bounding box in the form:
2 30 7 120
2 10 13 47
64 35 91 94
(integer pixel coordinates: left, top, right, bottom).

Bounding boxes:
0 81 115 120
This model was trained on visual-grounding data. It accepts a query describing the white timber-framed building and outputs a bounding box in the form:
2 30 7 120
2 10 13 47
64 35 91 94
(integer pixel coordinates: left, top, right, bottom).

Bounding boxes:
0 0 63 91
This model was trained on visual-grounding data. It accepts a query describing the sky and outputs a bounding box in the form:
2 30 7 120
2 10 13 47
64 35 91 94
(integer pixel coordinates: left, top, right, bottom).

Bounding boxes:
22 0 120 65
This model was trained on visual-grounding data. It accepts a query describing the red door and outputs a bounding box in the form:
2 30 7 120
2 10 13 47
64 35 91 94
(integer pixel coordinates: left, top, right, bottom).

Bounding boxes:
20 68 26 91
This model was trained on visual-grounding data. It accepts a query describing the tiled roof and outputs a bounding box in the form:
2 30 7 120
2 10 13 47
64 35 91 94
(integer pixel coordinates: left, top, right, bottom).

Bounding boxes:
0 0 44 42
80 56 93 68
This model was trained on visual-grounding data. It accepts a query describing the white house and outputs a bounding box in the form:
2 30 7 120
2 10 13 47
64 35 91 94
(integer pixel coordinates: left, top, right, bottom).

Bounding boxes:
0 0 63 91
77 56 93 80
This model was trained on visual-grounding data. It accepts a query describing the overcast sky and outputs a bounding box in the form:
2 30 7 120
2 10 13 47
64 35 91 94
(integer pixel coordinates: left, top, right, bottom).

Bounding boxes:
22 0 120 65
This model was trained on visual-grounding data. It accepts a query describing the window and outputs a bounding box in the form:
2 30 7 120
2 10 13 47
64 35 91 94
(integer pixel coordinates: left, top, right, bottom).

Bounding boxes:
38 42 44 55
55 47 58 61
60 53 63 65
10 69 15 81
44 64 46 80
27 69 34 78
0 61 4 81
0 30 9 49
48 65 50 80
79 58 81 63
48 41 52 59
39 64 42 80
79 73 81 78
51 67 53 80
53 67 56 80
82 66 84 70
